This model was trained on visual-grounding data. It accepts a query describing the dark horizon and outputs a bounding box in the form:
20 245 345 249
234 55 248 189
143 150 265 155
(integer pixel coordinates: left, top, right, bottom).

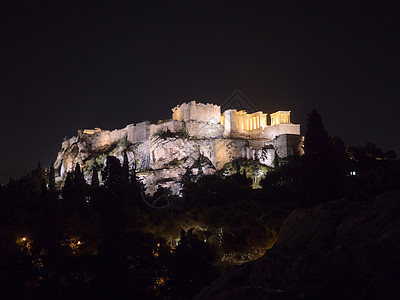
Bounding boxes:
1 1 399 182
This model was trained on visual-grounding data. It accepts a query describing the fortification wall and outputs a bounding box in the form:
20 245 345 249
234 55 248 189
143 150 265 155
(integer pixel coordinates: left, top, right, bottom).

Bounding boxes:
172 101 221 124
245 127 264 139
137 121 150 142
193 102 221 123
261 123 300 140
149 120 184 138
223 109 238 137
185 121 224 138
55 101 303 192
273 134 303 158
126 124 137 144
109 128 127 143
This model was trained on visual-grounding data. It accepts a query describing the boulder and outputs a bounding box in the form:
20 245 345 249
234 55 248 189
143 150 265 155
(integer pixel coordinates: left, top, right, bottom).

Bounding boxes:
195 189 400 299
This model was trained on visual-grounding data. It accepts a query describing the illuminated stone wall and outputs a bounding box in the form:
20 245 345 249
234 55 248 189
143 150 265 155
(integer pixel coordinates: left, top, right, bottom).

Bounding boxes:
222 110 267 132
149 120 184 137
126 124 137 144
261 123 300 140
222 109 238 137
136 121 150 142
172 101 221 124
55 101 303 194
185 121 224 138
270 111 291 126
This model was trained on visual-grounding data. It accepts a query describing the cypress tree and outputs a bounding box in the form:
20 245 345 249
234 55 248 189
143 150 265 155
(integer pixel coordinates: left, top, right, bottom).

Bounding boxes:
122 151 129 180
301 108 330 205
97 156 127 298
303 108 329 163
48 163 56 191
91 167 99 187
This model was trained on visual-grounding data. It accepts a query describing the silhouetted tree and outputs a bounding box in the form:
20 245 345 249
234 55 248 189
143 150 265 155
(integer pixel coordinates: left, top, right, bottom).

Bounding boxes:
61 164 88 210
303 108 329 163
274 149 279 170
301 108 330 205
41 178 47 196
347 142 395 172
127 164 143 205
384 150 397 160
328 135 349 196
91 167 99 188
73 163 85 189
74 163 86 202
122 150 129 183
168 228 219 298
48 163 56 191
95 156 128 299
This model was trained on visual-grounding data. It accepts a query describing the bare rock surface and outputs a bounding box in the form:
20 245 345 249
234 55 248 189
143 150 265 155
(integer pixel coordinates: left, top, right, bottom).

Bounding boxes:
195 189 400 299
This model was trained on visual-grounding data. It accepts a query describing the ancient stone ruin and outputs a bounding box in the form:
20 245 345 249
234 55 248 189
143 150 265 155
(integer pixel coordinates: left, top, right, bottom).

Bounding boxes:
54 101 303 195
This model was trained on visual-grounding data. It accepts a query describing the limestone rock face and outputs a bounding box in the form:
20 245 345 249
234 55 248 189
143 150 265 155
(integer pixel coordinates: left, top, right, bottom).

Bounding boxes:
54 110 302 194
54 129 220 195
195 189 400 299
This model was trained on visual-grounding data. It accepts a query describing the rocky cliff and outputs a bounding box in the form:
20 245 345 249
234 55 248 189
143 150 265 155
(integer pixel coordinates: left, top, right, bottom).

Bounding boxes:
53 101 303 195
54 130 218 195
54 127 280 195
195 189 400 299
53 122 293 194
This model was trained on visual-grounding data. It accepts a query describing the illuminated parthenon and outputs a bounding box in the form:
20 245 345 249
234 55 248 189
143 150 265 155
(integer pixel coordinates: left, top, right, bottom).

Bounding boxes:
221 109 291 131
270 111 291 126
58 101 302 193
170 101 299 140
236 111 267 130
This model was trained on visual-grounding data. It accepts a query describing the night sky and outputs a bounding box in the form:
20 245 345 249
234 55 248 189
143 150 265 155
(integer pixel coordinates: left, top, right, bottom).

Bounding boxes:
1 1 399 183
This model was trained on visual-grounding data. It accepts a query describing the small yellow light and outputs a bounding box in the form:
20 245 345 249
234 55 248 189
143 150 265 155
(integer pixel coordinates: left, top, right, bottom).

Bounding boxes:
22 237 27 241
77 241 81 245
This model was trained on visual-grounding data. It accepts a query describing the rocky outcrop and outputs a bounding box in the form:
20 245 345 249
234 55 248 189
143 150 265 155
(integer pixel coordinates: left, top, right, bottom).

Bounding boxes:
53 102 303 194
53 126 288 194
54 132 217 195
195 189 400 299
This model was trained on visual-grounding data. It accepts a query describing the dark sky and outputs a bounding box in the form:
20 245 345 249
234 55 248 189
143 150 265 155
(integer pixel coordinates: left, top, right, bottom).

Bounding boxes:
1 1 399 182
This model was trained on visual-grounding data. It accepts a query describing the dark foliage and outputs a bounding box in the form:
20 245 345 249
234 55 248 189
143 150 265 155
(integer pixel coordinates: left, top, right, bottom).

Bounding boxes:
1 127 399 300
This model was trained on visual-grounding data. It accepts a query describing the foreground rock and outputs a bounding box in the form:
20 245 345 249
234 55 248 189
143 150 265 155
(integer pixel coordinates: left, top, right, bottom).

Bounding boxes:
196 189 400 299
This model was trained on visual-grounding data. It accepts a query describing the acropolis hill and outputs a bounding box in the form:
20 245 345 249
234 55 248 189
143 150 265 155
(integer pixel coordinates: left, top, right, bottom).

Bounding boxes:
54 101 303 194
